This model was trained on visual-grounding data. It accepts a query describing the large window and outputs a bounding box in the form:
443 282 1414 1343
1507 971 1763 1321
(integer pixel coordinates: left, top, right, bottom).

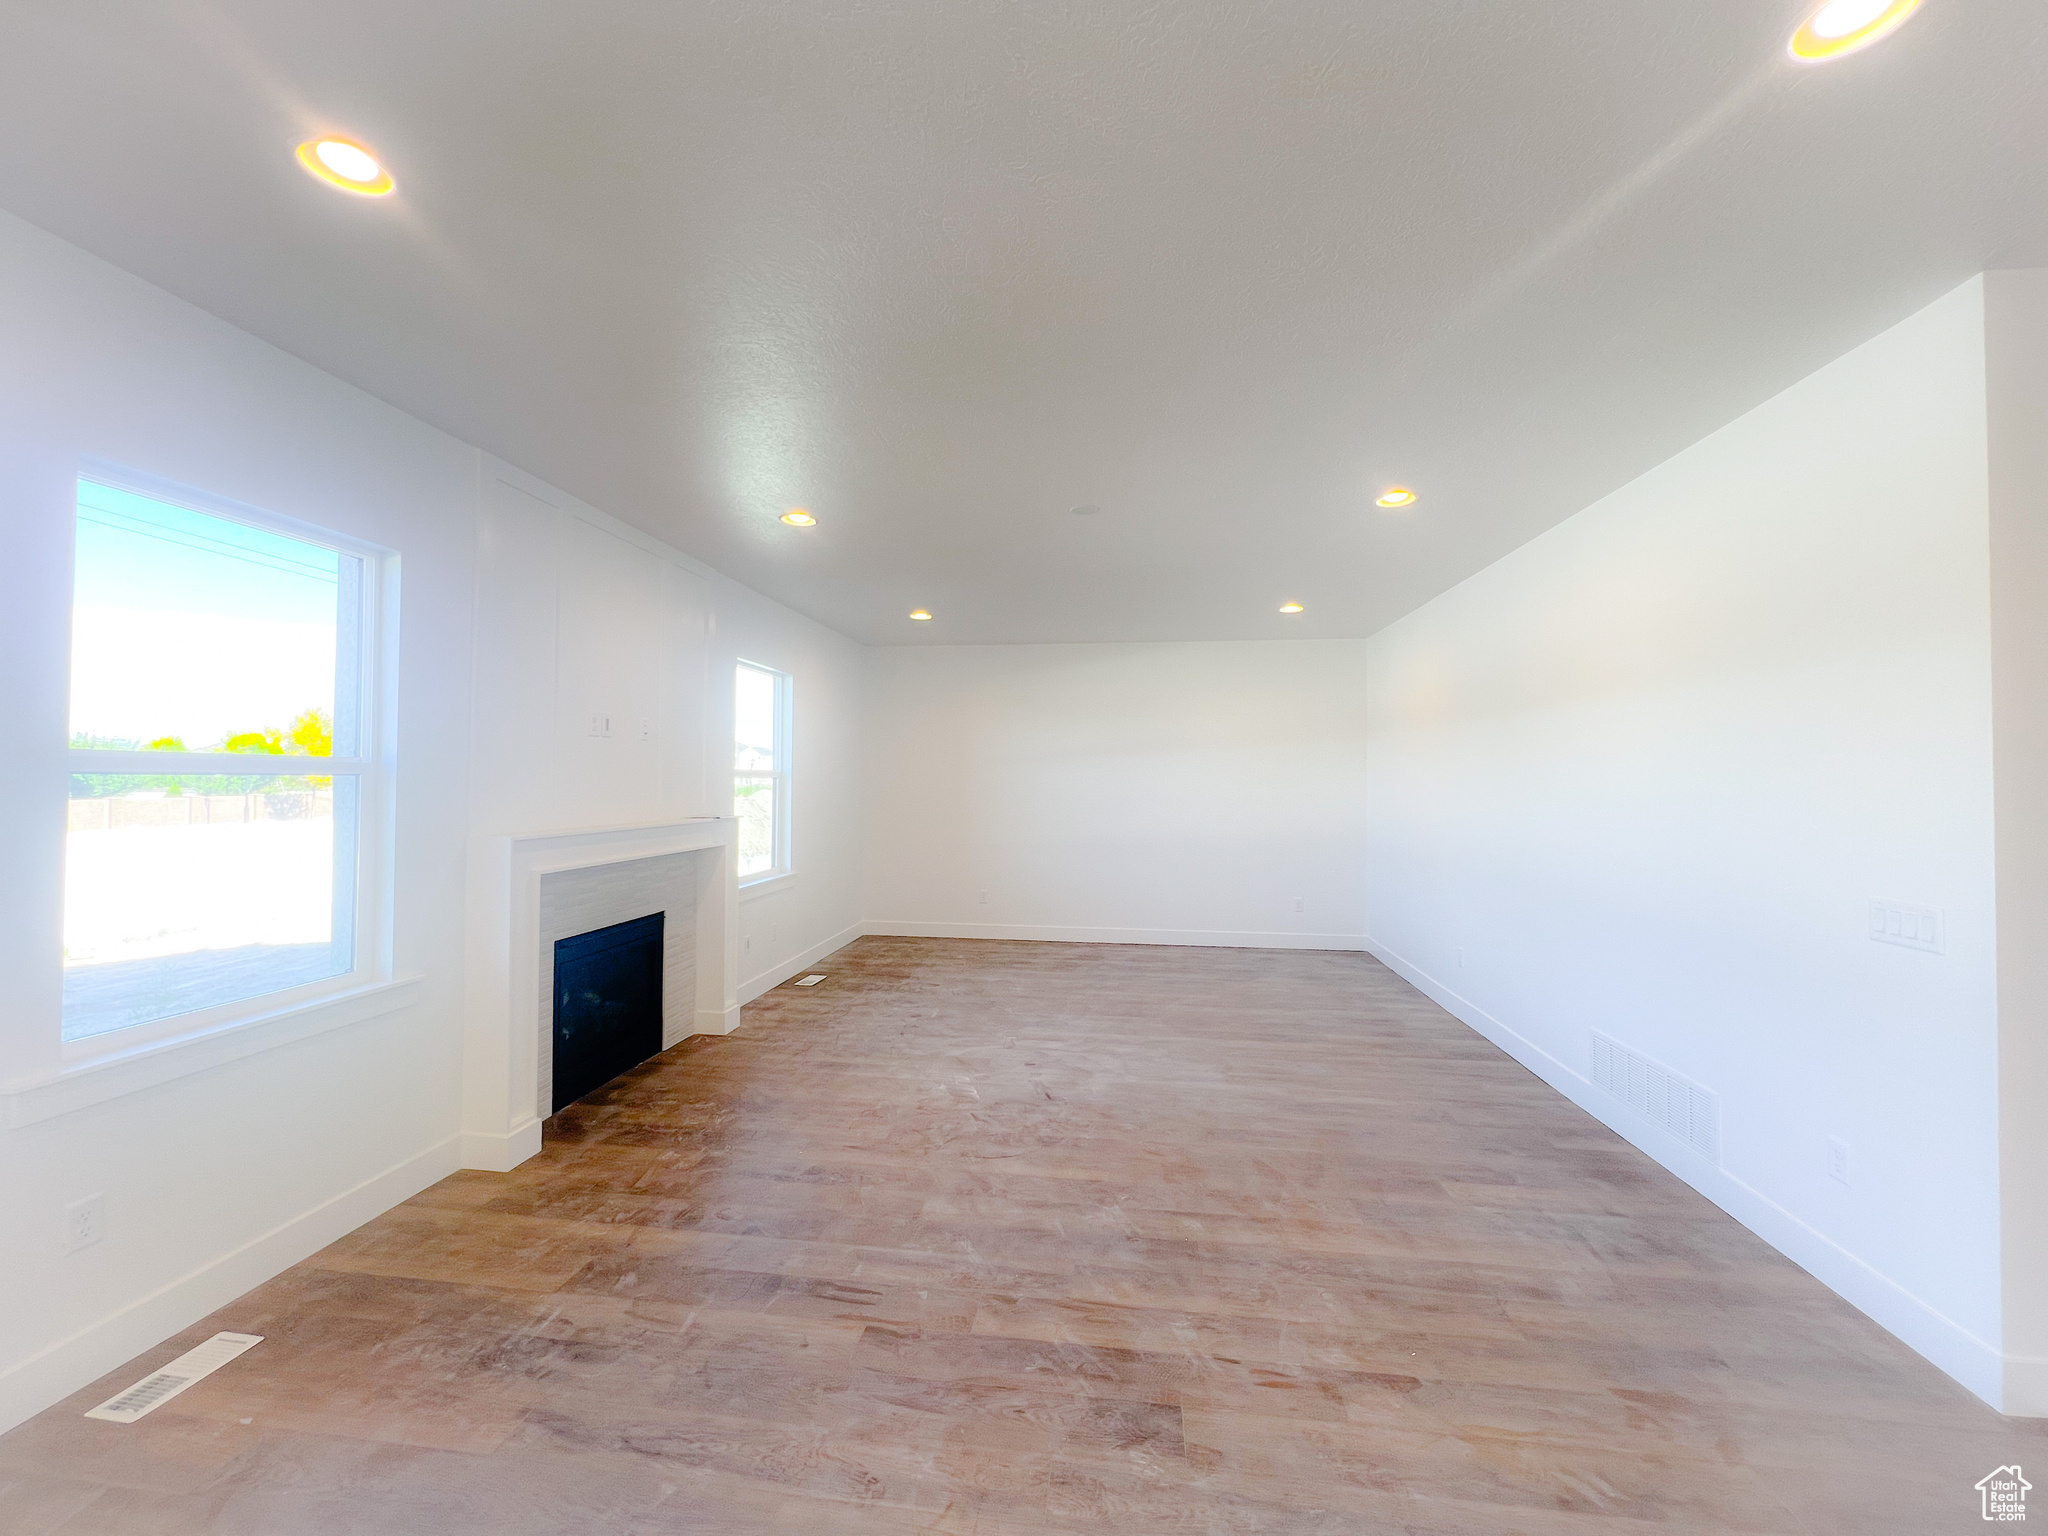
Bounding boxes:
63 476 384 1042
734 660 790 881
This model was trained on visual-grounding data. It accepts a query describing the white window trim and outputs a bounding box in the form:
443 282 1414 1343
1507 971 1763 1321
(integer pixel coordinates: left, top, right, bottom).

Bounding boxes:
61 461 399 1070
739 870 800 903
4 977 424 1129
734 659 792 886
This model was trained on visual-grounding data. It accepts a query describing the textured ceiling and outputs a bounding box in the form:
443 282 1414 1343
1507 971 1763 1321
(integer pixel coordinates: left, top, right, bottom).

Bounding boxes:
3 1 2043 643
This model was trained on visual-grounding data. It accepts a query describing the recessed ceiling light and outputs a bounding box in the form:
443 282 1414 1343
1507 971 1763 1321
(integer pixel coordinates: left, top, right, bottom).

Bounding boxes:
908 609 933 621
1789 0 1921 61
1070 503 1101 516
1278 602 1305 614
779 509 816 526
296 137 395 196
1375 488 1417 508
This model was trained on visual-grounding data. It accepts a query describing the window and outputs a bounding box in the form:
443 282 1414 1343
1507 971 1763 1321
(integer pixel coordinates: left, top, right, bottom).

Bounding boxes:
734 661 790 881
63 476 385 1043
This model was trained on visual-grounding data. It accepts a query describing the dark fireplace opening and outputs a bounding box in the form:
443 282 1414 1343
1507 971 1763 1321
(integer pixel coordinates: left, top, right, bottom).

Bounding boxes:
552 912 664 1114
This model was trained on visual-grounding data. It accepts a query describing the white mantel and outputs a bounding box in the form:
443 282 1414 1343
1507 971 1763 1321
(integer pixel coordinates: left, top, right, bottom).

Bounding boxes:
461 817 739 1171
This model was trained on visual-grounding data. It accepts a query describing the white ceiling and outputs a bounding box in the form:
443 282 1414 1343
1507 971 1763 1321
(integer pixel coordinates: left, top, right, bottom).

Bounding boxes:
4 2 2042 644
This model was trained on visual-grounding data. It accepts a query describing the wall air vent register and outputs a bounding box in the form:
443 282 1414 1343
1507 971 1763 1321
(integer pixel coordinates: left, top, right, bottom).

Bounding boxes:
1590 1030 1720 1164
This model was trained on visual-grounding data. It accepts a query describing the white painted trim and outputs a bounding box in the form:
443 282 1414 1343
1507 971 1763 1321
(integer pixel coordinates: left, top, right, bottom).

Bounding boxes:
864 921 1369 951
741 922 866 1003
0 1133 458 1436
459 1117 542 1173
695 1005 743 1034
2006 1357 2048 1418
1366 936 2013 1413
2 977 426 1128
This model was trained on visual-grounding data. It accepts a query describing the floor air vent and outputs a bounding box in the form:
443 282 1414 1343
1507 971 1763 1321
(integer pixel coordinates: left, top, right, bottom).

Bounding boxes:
85 1332 262 1423
1589 1031 1719 1164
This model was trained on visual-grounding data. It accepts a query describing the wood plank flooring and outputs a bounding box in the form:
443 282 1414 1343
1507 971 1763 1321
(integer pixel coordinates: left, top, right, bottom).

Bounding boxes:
3 936 2041 1534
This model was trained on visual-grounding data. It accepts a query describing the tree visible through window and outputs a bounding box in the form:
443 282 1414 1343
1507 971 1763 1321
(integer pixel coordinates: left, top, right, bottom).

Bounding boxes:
63 478 378 1041
734 661 789 880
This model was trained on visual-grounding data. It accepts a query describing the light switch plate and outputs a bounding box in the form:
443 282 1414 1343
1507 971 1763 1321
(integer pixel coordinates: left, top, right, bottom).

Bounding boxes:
1870 900 1942 953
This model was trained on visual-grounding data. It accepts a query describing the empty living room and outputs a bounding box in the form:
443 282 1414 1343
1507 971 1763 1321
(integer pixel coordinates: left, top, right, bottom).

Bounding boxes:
2 1 2046 1531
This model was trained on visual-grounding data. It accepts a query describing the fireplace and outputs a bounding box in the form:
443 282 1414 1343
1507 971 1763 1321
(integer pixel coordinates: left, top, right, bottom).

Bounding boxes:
551 912 664 1113
461 817 739 1173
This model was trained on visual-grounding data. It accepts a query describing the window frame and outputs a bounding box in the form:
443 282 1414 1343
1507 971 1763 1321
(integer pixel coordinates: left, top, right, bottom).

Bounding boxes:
60 462 397 1063
733 659 792 887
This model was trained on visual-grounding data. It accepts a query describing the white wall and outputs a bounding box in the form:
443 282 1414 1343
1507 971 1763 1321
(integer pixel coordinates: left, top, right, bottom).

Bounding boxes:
464 459 866 1012
1364 278 2011 1403
1985 270 2048 1415
0 209 479 1435
0 210 867 1433
468 464 716 836
864 641 1369 947
717 577 868 997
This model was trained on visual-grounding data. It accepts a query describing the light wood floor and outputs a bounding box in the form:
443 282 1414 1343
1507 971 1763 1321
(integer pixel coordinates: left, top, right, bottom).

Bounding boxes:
3 937 2040 1534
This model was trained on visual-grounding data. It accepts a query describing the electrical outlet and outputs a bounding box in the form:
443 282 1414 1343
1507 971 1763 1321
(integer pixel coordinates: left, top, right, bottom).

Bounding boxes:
1293 897 1304 913
979 890 988 905
743 936 752 955
1828 1137 1850 1184
640 718 652 741
1456 947 1466 970
65 1194 105 1253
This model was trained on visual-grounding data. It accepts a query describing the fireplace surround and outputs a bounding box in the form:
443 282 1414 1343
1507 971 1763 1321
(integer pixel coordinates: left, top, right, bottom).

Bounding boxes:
462 817 739 1170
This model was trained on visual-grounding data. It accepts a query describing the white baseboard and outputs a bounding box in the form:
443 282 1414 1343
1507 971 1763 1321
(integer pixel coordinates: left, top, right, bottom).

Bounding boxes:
2005 1356 2048 1417
863 920 1369 951
740 923 866 1004
693 1005 742 1036
459 1116 542 1172
0 1133 459 1437
1366 937 2017 1415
